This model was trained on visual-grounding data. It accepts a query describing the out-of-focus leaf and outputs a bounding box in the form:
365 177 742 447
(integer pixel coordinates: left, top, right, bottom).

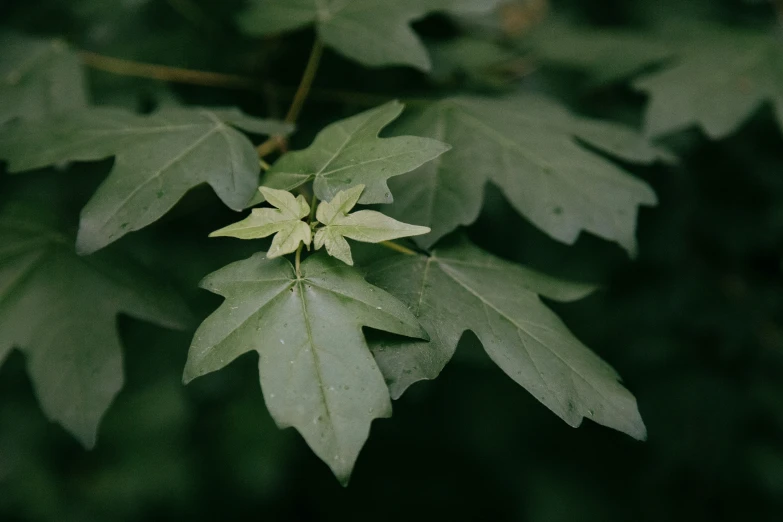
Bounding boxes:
429 37 528 89
238 0 502 70
634 25 783 139
0 32 88 125
0 206 191 447
526 19 673 85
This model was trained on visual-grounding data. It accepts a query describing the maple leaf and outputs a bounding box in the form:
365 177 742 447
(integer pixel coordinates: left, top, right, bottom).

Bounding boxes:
366 237 646 440
384 94 668 255
634 25 783 139
211 186 312 259
313 185 430 265
0 206 191 447
238 0 502 70
0 107 291 253
527 18 783 139
0 32 88 125
258 101 450 206
184 252 428 484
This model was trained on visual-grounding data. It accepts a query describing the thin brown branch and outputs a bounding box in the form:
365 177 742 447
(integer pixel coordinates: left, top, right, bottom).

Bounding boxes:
80 51 257 90
80 51 425 108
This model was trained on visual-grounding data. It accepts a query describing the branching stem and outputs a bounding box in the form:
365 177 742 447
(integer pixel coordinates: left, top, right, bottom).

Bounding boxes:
79 51 430 108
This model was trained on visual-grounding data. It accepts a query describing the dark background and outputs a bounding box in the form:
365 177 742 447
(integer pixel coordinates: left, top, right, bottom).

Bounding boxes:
2 0 783 520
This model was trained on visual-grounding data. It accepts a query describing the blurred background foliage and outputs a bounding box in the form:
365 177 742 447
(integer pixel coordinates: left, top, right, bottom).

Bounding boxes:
1 0 783 520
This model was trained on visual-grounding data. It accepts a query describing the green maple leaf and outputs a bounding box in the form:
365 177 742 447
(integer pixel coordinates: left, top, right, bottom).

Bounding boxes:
526 19 673 86
314 185 430 265
183 252 427 484
258 101 450 206
238 0 501 71
366 237 646 440
210 186 312 259
0 107 291 254
385 94 667 255
429 37 523 89
634 25 783 139
0 32 88 125
0 206 191 447
527 19 783 139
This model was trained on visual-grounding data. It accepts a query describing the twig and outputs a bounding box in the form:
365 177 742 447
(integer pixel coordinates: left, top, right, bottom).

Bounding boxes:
285 39 324 123
256 38 325 157
80 51 428 107
379 241 419 256
79 51 257 90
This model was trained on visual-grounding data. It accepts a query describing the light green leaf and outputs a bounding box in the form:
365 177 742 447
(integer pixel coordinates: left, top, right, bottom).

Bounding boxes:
259 101 450 206
385 94 666 255
366 237 646 440
0 32 88 125
211 187 312 259
0 207 191 447
183 252 427 484
238 0 501 71
0 107 292 254
634 25 783 139
314 185 430 265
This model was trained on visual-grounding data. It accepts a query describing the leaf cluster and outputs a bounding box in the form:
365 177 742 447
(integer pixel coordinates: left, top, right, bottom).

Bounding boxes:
1 0 781 488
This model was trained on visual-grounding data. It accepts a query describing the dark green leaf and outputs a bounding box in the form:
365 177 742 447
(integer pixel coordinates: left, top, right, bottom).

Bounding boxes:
0 32 88 126
260 101 450 205
386 94 666 255
366 237 646 440
0 207 191 447
238 0 501 70
635 25 783 138
0 107 291 253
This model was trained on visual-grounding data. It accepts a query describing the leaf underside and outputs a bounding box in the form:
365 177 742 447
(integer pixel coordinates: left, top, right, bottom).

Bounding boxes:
211 186 312 259
314 184 430 265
